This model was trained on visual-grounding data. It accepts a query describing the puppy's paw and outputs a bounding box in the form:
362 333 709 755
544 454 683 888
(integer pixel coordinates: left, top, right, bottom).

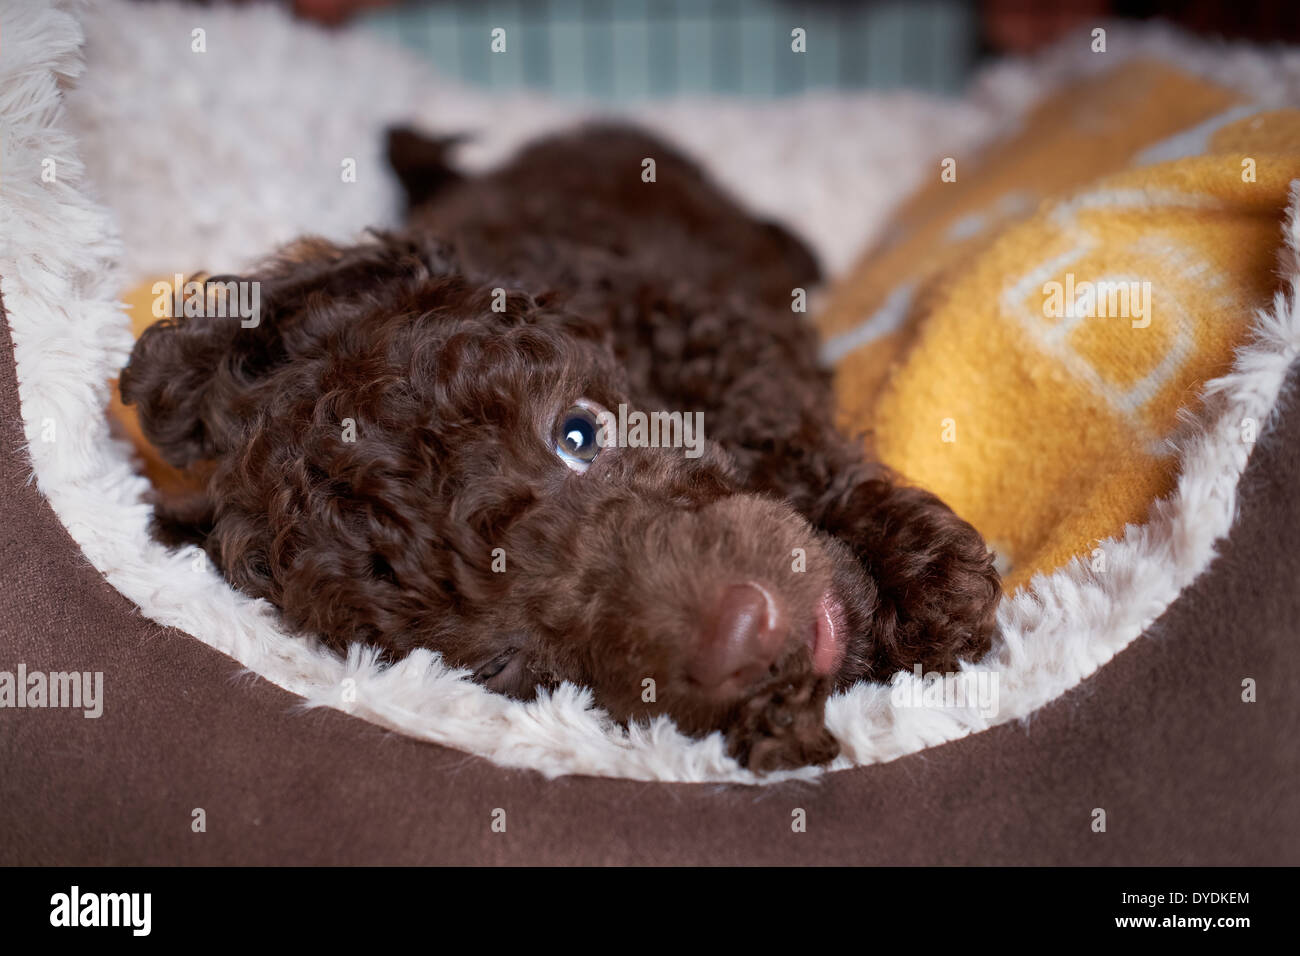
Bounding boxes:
723 649 839 772
861 490 1001 676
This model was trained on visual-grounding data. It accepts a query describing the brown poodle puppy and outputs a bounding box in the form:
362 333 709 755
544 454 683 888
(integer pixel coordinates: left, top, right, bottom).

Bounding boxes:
120 124 1000 771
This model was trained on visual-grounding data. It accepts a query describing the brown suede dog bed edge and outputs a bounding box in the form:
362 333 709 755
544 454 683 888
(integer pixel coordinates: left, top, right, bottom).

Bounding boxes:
2 301 1296 865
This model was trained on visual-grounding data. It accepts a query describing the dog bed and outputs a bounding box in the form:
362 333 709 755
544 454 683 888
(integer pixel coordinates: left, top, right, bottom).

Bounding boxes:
2 0 1299 810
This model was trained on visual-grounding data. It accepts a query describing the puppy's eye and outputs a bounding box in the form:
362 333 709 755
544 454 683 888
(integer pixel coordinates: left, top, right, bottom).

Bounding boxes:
553 401 608 472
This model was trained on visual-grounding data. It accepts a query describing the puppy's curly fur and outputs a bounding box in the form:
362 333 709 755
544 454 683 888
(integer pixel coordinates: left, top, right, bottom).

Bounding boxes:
120 124 1000 771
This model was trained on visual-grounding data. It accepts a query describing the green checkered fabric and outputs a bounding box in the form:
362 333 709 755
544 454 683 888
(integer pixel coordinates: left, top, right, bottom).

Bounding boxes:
361 0 976 99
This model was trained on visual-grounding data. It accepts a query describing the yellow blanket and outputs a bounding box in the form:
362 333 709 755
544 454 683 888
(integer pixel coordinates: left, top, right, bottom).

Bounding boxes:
817 62 1300 591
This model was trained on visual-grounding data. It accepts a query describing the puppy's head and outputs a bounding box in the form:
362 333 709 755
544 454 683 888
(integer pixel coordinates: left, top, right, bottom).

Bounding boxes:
120 235 868 768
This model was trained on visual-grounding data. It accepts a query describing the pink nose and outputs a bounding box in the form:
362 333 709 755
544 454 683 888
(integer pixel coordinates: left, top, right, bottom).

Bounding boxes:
689 583 782 693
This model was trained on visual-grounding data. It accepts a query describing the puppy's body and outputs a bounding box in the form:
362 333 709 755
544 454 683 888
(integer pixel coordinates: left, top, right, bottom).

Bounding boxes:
121 125 999 770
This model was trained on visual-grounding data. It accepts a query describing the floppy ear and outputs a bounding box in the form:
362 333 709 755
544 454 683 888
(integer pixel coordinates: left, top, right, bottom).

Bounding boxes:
118 233 454 469
386 126 467 212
